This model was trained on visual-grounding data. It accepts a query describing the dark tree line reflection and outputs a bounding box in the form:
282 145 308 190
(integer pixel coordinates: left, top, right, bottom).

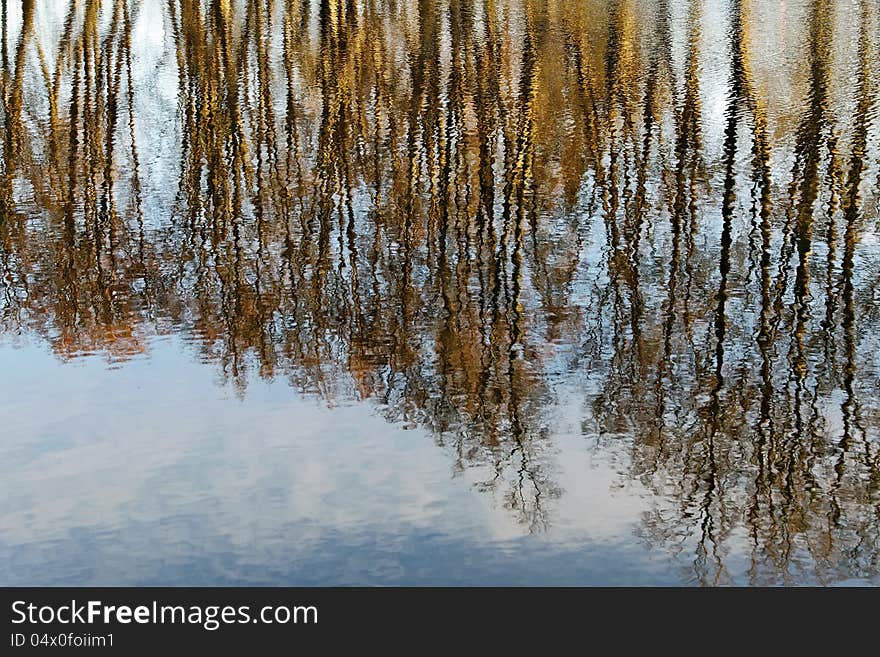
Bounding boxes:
2 0 879 583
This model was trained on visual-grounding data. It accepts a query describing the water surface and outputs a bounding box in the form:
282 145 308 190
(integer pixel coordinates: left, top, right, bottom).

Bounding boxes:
1 0 879 585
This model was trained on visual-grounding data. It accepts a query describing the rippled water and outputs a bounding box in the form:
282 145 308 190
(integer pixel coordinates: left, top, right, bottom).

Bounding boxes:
1 0 879 586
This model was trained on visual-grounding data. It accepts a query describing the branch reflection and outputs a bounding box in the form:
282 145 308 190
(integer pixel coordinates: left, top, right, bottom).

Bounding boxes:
1 0 878 582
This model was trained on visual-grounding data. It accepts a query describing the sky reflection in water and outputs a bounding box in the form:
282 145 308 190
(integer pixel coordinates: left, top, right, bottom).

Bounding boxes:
1 0 879 585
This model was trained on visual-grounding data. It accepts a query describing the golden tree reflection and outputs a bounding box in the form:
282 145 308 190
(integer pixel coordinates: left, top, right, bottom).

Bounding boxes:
1 0 879 579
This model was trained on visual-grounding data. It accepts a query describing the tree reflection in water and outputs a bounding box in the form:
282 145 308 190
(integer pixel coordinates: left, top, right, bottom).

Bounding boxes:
1 0 879 584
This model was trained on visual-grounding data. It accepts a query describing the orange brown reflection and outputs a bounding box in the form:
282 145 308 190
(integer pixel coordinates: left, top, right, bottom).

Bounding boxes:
1 0 879 581
1 0 148 362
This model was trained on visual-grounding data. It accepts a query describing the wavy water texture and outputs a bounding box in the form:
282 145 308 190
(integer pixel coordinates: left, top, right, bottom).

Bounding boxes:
1 0 879 585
